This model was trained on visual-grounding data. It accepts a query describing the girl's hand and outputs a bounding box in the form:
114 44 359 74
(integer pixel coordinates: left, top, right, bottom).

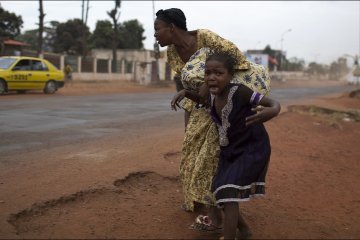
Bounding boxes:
245 105 278 126
171 90 186 111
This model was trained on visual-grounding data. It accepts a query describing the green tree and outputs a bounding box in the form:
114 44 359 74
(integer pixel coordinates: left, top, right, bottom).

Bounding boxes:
118 19 145 49
263 45 275 58
16 29 38 49
43 21 59 52
285 57 305 71
90 19 146 50
329 61 340 80
307 62 327 75
90 20 113 48
0 5 23 39
329 57 349 80
53 18 90 55
16 21 59 52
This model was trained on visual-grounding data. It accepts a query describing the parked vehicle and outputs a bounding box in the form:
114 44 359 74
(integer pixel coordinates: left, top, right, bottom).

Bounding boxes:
0 56 65 95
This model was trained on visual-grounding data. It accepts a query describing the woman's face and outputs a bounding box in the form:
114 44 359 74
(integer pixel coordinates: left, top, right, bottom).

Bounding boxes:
154 19 173 47
205 60 232 95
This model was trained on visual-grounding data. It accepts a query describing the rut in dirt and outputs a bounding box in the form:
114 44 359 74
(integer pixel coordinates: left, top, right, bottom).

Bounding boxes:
7 170 187 239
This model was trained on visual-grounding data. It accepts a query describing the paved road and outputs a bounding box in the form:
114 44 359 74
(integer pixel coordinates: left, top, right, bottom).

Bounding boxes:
0 85 354 156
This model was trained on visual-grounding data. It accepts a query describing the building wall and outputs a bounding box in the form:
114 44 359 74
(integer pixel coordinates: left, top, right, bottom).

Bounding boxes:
90 49 169 85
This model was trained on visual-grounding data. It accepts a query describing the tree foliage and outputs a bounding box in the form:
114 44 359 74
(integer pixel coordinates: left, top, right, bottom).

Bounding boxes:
2 1 145 55
16 29 38 49
90 20 113 49
16 21 59 52
118 19 145 49
0 6 23 38
43 21 59 52
307 62 327 75
263 45 275 58
285 57 305 71
329 57 349 80
90 19 146 50
53 18 90 55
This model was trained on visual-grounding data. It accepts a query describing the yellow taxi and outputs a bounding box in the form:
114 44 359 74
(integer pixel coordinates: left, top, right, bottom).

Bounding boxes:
0 56 65 95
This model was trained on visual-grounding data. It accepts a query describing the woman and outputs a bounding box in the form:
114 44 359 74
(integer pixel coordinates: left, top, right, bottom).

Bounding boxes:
154 8 271 230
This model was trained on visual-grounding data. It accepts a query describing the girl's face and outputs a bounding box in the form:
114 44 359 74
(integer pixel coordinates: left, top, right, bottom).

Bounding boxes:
205 59 232 95
154 19 173 47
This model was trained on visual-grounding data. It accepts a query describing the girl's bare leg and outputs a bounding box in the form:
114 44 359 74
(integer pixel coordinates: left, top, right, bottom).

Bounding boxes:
237 210 252 239
223 202 238 239
207 205 223 227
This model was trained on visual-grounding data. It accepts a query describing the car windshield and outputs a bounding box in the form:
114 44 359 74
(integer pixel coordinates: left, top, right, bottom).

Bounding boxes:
0 57 17 70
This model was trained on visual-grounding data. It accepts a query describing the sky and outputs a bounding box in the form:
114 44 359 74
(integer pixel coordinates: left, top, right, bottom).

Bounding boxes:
1 0 359 66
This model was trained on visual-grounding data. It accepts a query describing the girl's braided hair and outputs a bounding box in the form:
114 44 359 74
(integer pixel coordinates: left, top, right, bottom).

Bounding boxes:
206 50 239 75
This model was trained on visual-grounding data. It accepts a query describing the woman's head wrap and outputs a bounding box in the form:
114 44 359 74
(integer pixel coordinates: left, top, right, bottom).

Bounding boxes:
155 8 187 31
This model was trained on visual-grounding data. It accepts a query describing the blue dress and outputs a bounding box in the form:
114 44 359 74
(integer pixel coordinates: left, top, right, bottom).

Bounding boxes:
210 83 271 206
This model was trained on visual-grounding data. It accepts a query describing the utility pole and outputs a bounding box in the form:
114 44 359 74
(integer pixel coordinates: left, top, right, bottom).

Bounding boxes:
280 28 292 71
37 0 45 57
81 0 90 57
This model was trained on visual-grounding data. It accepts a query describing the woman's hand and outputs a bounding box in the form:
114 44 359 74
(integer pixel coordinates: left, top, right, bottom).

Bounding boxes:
171 90 186 111
245 105 279 126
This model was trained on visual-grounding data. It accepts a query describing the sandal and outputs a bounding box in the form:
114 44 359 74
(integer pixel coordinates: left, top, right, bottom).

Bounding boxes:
189 215 223 233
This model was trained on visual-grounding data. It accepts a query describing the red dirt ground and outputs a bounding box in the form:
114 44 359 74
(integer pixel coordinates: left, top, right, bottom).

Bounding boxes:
0 79 359 239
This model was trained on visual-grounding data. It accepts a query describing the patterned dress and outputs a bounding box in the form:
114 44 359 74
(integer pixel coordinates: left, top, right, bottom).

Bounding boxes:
210 84 271 206
167 29 271 211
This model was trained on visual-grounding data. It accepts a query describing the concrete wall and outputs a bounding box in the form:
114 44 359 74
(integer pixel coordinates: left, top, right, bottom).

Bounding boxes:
39 49 171 85
90 49 169 85
72 72 134 82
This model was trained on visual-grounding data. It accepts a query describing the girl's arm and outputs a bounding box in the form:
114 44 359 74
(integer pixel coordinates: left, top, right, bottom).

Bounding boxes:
245 95 281 126
171 83 208 111
170 89 202 111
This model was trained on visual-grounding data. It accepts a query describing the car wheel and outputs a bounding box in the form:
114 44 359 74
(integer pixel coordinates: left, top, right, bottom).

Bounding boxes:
44 80 57 94
0 80 6 95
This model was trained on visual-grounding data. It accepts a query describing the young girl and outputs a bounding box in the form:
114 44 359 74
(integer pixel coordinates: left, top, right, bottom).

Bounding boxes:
171 52 281 239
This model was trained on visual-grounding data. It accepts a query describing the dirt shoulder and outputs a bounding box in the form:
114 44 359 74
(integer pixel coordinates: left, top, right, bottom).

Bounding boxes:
0 79 359 239
59 80 176 95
